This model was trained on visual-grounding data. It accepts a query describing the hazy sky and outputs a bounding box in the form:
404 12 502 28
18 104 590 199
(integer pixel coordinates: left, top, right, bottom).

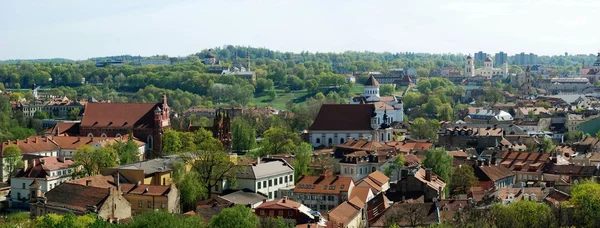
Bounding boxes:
1 0 599 60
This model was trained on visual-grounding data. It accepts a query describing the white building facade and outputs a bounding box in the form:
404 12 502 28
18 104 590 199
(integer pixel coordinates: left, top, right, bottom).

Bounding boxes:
234 160 295 200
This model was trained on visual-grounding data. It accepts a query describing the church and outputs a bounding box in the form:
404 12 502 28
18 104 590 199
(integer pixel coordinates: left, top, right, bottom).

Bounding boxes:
350 75 403 124
580 52 600 84
465 54 508 78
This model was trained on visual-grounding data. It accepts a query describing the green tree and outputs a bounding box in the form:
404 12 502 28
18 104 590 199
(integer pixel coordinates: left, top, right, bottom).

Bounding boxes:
437 103 454 121
569 179 600 228
260 216 295 228
384 154 405 178
450 165 478 194
541 138 557 153
536 101 552 108
232 117 257 152
305 79 319 94
173 162 204 211
409 118 440 140
109 136 140 165
3 145 22 178
380 84 395 96
492 201 555 228
259 127 300 156
68 107 81 120
185 137 237 198
293 142 313 180
422 147 453 194
162 129 183 154
255 78 274 94
72 146 118 176
33 110 50 119
210 205 260 228
125 210 205 228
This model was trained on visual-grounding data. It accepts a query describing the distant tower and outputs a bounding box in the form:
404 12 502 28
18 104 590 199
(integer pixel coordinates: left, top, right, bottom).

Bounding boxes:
519 66 533 98
593 51 600 72
204 49 216 65
465 55 475 77
502 61 508 77
32 83 38 100
484 55 493 69
246 49 251 71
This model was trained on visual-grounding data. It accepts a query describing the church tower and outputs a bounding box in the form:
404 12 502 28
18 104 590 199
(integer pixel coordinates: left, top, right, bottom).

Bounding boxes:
518 66 533 98
484 55 493 69
364 75 380 101
465 55 475 77
593 52 600 72
502 61 509 77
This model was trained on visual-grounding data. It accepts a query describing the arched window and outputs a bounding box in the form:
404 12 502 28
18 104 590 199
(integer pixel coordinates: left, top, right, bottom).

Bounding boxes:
381 133 384 141
87 133 93 137
316 138 321 144
147 135 153 150
340 138 345 144
116 133 122 137
328 138 333 145
101 133 107 138
372 167 376 173
388 133 391 141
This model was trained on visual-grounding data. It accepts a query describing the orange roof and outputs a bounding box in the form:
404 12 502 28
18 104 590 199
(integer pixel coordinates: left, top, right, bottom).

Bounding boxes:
414 168 446 191
386 140 433 153
349 186 372 203
120 183 171 196
328 201 360 225
294 175 353 195
45 122 80 136
69 175 116 189
348 196 365 209
357 177 382 192
1 136 60 156
448 151 468 158
367 170 389 186
81 102 160 128
256 197 301 209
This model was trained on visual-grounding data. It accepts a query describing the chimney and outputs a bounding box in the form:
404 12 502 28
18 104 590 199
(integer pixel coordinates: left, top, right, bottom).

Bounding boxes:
40 159 45 165
25 138 28 143
425 168 432 181
114 172 120 189
86 180 92 186
282 197 287 203
136 181 141 187
484 159 490 166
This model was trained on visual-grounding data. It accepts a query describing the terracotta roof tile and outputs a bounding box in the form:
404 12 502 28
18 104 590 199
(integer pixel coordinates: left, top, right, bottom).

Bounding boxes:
44 183 110 212
45 122 80 136
1 136 60 156
366 170 389 186
328 201 360 225
120 183 171 196
294 175 353 195
349 186 372 203
68 175 116 189
256 197 301 209
476 165 514 182
348 196 365 209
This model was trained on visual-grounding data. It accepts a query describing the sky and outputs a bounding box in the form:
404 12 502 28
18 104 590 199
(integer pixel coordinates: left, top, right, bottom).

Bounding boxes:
1 0 600 60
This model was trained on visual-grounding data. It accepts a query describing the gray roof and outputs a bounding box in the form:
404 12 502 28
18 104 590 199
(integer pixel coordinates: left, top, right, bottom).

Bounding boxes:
219 190 267 205
235 160 294 179
111 158 178 174
542 94 585 104
445 123 527 135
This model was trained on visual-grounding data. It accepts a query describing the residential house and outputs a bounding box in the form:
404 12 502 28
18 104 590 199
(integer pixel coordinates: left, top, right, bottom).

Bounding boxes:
354 171 390 195
9 157 75 208
44 121 81 136
14 96 84 118
339 149 397 182
255 197 320 225
194 197 234 223
500 152 550 184
29 183 132 221
494 187 550 204
68 174 180 214
101 157 178 186
47 135 145 159
464 108 513 124
365 192 391 226
328 199 366 228
391 167 446 202
369 201 439 228
438 199 471 223
1 136 60 181
566 114 584 132
544 189 571 207
291 175 354 213
437 126 504 150
334 139 396 159
234 159 294 200
473 162 515 190
515 107 553 120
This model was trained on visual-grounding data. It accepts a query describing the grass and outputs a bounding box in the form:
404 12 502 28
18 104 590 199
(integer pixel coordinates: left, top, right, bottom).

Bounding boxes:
251 89 311 110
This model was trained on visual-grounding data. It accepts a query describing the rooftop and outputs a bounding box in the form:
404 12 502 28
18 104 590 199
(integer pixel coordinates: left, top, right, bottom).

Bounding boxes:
294 175 353 195
309 104 375 131
105 157 177 175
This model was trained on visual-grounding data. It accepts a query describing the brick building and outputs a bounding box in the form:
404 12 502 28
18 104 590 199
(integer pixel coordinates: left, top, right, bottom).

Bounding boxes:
79 94 171 154
255 197 319 225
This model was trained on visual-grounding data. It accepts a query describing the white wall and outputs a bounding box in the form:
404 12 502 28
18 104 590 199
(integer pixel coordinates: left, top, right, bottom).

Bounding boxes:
309 131 371 147
235 172 295 200
9 167 74 202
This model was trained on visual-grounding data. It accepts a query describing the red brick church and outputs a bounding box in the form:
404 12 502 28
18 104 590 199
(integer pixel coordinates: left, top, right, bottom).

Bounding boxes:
51 94 171 156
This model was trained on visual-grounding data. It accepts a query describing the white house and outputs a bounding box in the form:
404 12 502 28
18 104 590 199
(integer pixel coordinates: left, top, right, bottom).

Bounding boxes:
233 159 294 200
0 137 60 182
47 135 146 159
9 157 76 208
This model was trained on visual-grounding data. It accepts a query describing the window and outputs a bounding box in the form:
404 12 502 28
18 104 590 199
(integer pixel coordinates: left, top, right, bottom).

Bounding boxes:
316 138 321 144
284 176 288 183
328 138 332 145
328 196 335 201
319 205 326 210
350 169 353 175
321 195 326 201
344 168 348 174
372 167 376 172
214 184 219 192
22 183 26 189
147 200 152 208
162 178 166 185
278 210 283 216
288 211 293 216
257 183 261 189
274 178 278 185
138 200 143 208
17 193 21 199
269 210 274 216
269 192 272 198
359 168 363 175
289 175 293 182
279 177 283 184
147 135 153 149
274 191 278 198
269 180 272 187
260 210 265 215
263 181 267 188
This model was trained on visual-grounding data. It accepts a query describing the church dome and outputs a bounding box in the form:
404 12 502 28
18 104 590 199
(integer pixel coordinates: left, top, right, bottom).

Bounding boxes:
485 56 492 62
466 55 472 59
205 53 216 58
364 75 379 86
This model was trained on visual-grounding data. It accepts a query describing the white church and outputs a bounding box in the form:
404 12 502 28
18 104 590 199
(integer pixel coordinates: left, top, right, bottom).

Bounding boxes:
306 76 404 147
465 54 508 78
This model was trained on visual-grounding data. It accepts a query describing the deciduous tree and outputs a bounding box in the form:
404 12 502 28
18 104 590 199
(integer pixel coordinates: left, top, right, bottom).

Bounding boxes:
450 165 478 194
210 205 260 228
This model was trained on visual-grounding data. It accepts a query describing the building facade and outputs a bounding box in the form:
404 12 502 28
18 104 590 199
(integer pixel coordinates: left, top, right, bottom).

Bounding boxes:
235 159 295 200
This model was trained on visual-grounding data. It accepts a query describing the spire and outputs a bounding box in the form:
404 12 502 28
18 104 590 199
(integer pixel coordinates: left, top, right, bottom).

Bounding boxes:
364 75 379 86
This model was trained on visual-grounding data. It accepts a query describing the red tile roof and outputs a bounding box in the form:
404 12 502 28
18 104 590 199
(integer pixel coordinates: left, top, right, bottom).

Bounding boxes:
294 175 353 195
386 140 433 153
309 104 374 131
1 136 60 157
48 135 143 150
81 102 160 128
257 197 302 210
475 165 514 182
328 201 360 226
16 157 74 178
120 183 171 196
44 183 111 212
68 175 116 189
45 122 80 136
349 186 372 203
